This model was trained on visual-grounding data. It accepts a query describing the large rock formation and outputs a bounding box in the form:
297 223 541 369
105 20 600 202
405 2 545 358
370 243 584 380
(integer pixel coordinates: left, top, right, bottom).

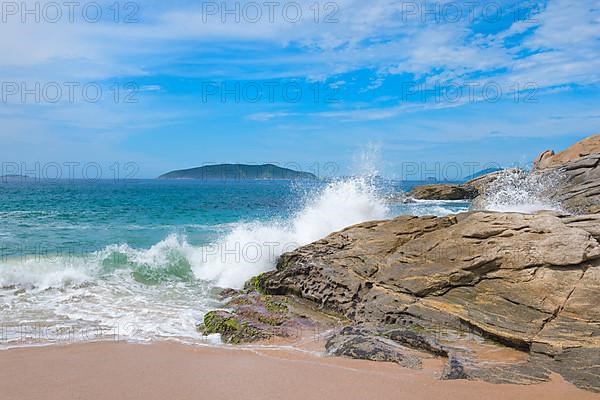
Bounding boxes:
408 134 600 210
406 170 517 202
534 135 600 170
546 154 600 214
534 135 600 214
255 211 600 391
207 134 600 392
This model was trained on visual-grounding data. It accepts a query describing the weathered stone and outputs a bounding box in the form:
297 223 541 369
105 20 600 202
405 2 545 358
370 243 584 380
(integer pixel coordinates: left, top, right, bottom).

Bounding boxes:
442 356 469 380
200 310 270 344
384 329 449 357
200 291 343 344
258 211 600 391
546 154 600 214
532 134 600 213
533 150 556 170
408 184 478 200
534 134 600 170
325 326 423 368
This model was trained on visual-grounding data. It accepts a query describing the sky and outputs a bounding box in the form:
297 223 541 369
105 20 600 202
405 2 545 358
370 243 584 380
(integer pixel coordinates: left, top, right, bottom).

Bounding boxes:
0 0 599 179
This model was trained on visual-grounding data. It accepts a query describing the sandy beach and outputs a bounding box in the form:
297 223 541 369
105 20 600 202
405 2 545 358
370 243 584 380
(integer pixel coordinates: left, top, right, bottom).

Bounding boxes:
1 342 598 400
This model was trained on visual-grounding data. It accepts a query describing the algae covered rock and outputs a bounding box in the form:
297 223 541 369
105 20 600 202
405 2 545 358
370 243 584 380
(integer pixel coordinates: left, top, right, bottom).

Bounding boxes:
199 291 342 344
200 310 269 344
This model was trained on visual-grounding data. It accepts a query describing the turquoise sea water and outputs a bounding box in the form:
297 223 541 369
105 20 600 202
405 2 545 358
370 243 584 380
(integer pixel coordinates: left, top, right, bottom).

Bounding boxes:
0 178 470 347
0 180 307 252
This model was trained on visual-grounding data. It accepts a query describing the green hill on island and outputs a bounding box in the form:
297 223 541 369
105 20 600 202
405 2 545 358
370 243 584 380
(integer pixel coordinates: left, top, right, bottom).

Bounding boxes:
158 164 317 180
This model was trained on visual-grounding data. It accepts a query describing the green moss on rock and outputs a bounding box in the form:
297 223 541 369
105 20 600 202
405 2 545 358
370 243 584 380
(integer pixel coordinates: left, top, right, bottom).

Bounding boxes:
201 310 270 344
257 314 283 326
263 296 288 313
203 311 241 334
245 273 268 293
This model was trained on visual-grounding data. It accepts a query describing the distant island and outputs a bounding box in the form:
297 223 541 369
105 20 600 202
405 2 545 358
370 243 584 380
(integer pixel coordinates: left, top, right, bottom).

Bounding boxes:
158 164 317 181
1 174 30 181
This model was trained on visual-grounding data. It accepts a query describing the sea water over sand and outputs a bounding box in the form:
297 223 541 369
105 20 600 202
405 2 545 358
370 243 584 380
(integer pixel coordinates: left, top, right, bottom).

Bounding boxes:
0 176 555 347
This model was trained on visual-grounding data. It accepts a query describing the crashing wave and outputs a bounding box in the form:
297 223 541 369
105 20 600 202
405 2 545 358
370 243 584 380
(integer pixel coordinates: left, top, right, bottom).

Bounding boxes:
475 169 565 214
190 177 390 288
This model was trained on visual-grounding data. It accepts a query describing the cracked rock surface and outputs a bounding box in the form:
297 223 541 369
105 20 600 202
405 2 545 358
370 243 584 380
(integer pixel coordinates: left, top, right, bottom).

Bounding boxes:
534 134 600 214
257 211 600 392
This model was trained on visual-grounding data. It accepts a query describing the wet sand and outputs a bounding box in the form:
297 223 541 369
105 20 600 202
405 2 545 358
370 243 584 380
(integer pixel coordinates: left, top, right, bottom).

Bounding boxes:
1 342 599 400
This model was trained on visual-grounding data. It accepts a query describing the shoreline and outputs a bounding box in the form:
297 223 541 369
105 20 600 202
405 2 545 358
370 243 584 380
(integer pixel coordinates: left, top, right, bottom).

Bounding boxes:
0 341 598 400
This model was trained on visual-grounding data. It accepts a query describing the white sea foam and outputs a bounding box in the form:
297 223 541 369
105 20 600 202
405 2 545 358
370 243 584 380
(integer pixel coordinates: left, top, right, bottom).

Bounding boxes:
190 177 390 288
0 260 92 291
0 241 213 347
479 169 564 214
0 176 391 347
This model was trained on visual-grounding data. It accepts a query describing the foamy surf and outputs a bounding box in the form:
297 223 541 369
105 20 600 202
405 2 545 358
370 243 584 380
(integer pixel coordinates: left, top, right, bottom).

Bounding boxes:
402 199 471 217
0 177 392 347
476 169 564 214
0 239 214 348
191 177 390 288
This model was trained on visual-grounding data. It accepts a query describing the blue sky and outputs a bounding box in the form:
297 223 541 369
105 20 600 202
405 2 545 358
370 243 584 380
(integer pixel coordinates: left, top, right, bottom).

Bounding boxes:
1 0 599 179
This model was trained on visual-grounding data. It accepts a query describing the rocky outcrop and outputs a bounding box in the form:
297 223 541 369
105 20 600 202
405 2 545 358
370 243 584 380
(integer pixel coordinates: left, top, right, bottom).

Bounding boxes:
406 170 513 202
406 135 600 209
207 134 600 391
534 135 600 214
534 135 600 170
466 168 519 194
408 184 477 200
198 289 343 344
255 212 600 391
325 326 423 369
533 150 556 170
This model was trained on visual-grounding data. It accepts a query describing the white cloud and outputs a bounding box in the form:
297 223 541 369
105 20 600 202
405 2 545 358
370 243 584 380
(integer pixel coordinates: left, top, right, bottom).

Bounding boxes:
1 0 599 151
140 85 162 92
2 0 598 89
246 111 295 121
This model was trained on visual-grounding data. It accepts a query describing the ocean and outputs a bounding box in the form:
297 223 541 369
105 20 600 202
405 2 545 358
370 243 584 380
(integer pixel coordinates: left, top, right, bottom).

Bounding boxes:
0 178 471 347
